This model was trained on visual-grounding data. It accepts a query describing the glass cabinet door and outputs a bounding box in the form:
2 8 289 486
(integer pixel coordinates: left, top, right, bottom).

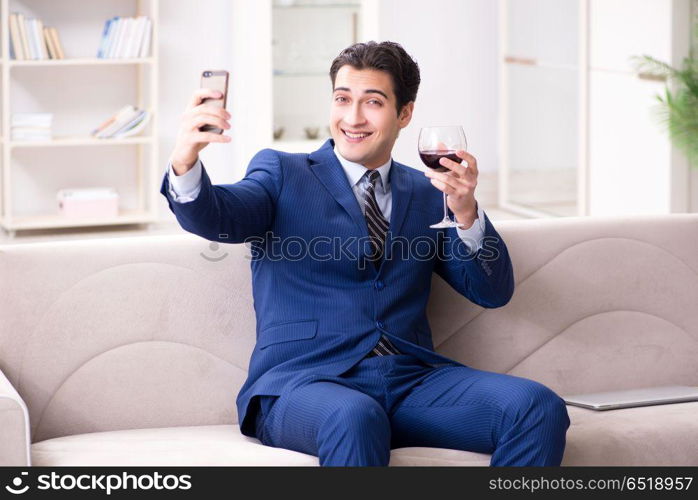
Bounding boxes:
500 0 585 217
271 0 362 147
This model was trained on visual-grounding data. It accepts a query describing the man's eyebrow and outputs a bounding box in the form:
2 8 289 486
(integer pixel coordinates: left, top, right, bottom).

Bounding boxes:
333 87 389 100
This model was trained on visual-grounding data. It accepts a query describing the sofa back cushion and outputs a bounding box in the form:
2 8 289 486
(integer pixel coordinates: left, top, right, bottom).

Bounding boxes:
0 235 256 442
428 214 698 397
1 214 697 441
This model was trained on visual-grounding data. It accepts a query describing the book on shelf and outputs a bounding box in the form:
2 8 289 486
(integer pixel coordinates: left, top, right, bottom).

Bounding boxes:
97 16 152 59
45 27 63 59
9 13 65 60
92 105 151 139
11 112 53 141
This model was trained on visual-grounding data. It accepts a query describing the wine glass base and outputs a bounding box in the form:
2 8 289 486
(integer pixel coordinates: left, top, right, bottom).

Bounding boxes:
430 219 466 229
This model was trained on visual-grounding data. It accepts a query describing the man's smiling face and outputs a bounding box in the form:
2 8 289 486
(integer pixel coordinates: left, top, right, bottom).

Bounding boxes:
330 65 413 169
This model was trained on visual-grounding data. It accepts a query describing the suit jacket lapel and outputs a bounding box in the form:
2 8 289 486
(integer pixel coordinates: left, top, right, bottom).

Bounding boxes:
309 139 368 237
384 160 412 262
309 139 414 265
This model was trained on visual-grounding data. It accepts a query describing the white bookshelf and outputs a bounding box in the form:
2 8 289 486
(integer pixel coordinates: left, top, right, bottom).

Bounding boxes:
0 0 159 237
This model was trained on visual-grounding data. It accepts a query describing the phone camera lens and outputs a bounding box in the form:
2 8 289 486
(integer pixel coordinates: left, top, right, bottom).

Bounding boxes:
204 71 211 77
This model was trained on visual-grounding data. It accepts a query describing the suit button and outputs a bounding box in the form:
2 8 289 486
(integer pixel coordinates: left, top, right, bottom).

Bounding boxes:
376 321 384 329
374 280 384 290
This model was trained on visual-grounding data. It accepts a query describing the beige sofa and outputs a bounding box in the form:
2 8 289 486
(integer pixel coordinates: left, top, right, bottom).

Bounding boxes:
1 213 697 466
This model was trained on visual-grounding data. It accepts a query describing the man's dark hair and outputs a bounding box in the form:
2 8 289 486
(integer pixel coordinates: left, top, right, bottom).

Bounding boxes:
329 41 420 116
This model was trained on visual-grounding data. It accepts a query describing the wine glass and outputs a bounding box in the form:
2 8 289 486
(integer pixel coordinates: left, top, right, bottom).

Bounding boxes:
418 126 468 228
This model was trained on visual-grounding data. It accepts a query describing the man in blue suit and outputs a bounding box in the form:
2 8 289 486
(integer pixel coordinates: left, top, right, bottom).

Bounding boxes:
160 41 570 466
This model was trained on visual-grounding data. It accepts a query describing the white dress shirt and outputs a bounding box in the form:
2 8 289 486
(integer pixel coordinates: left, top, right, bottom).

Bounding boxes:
167 158 203 203
166 148 486 253
331 146 485 253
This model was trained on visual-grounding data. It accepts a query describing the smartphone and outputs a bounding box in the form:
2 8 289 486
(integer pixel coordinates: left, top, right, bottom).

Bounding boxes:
199 70 229 133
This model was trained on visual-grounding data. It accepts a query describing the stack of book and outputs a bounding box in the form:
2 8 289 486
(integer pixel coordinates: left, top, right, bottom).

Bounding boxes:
92 105 151 139
11 113 53 141
97 16 152 59
9 13 65 60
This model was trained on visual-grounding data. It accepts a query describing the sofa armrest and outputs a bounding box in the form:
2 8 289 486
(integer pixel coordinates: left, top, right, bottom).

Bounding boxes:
0 368 31 466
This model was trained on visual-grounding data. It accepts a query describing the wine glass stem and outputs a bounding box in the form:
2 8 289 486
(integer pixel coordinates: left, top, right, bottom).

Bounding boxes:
442 192 450 221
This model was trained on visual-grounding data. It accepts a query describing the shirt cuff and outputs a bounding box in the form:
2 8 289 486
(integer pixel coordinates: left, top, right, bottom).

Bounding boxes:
167 158 203 203
455 201 485 253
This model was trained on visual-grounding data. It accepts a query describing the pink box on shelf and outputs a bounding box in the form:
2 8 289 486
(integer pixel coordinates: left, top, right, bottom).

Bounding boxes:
57 188 119 218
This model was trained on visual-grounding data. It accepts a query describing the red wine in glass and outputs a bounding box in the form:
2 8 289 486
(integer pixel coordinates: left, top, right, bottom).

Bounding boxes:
419 150 460 172
418 126 468 228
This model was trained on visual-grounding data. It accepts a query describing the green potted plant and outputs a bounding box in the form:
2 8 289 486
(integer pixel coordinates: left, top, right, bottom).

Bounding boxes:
630 25 698 168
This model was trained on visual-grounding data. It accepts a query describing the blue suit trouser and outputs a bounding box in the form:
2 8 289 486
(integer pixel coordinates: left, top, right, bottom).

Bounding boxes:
254 353 571 466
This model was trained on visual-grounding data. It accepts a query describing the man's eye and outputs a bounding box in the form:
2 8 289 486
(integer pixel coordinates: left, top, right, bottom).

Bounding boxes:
368 100 382 106
335 96 347 103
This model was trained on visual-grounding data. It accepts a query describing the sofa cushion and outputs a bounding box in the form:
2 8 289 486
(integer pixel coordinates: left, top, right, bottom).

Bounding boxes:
31 401 698 466
563 402 698 465
30 424 491 466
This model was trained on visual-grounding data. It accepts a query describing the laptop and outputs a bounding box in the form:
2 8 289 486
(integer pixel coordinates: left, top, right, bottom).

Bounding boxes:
563 385 698 411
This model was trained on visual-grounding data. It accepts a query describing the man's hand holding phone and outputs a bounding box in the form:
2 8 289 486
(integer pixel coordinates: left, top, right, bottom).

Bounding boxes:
170 81 231 176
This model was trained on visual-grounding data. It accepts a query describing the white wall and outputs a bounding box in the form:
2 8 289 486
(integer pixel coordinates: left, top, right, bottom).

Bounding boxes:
157 0 235 219
375 0 500 173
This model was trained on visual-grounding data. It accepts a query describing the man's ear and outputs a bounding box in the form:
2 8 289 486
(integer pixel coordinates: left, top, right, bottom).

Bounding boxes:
398 101 414 128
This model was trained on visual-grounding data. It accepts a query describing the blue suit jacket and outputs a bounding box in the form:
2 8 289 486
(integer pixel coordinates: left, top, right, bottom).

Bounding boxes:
160 138 515 437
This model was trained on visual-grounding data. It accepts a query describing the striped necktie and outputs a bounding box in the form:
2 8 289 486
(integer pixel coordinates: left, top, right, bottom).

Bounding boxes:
362 170 389 266
361 169 401 358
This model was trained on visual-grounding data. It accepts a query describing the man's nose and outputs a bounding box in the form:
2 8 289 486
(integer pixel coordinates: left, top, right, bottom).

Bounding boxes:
345 103 367 126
